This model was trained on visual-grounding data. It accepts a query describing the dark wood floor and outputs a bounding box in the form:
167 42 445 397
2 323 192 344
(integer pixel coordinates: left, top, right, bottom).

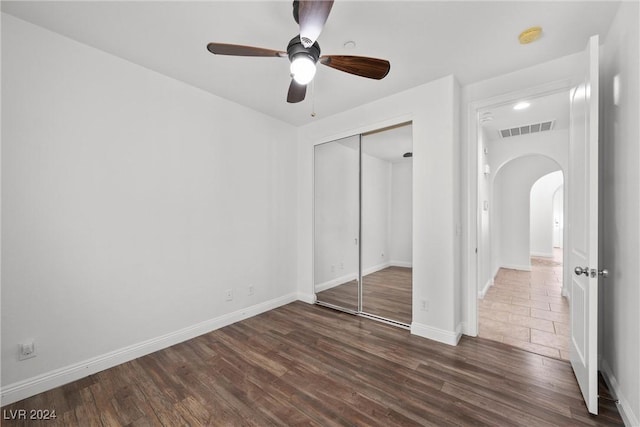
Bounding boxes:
316 266 412 324
1 302 623 426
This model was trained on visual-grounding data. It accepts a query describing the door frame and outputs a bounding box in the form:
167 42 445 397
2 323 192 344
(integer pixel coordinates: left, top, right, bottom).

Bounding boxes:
465 79 574 336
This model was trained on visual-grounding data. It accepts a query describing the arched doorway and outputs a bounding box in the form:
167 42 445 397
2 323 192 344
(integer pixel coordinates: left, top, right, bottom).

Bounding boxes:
478 155 570 359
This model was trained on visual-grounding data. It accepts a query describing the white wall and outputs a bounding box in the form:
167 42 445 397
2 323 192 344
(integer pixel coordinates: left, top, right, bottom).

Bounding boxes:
600 2 640 425
389 160 412 266
493 155 561 271
478 128 493 295
297 75 461 345
488 129 569 177
477 129 569 294
1 14 298 402
530 171 563 257
552 187 564 248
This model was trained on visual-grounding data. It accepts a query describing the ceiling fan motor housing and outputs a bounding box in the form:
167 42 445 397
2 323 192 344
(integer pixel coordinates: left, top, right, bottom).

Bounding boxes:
287 35 321 65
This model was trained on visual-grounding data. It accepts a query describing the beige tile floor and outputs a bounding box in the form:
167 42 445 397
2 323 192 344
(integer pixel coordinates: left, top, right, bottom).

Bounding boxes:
478 249 570 359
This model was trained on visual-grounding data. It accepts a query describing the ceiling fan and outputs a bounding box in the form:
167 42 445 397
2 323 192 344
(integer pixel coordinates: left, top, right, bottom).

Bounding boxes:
206 0 391 104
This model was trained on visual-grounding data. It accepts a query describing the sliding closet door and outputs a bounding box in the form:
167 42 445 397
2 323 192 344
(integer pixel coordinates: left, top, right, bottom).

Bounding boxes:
361 124 413 325
314 136 360 312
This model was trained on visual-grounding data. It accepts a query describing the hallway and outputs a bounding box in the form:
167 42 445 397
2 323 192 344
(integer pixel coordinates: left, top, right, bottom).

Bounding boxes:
478 249 569 359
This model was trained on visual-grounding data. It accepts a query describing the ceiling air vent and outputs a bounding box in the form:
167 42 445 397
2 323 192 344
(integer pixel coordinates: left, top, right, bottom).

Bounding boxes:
499 120 555 138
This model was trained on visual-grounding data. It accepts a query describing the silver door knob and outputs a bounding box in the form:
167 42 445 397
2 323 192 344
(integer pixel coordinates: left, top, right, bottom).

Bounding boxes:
574 266 589 276
598 269 609 278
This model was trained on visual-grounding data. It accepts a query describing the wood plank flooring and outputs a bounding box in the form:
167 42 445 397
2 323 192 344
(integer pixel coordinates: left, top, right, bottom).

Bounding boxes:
316 266 412 324
1 301 623 426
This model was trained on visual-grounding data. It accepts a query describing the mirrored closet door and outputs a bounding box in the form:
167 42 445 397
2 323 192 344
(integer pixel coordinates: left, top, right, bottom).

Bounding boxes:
314 124 413 326
361 126 413 324
314 135 360 313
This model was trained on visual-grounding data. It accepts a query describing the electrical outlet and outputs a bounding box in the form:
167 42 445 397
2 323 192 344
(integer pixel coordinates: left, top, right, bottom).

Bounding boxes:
225 289 233 301
18 341 36 361
420 300 429 312
248 285 255 296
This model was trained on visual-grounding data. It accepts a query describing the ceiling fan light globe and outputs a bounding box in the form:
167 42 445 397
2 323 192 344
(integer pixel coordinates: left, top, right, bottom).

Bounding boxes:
291 56 316 85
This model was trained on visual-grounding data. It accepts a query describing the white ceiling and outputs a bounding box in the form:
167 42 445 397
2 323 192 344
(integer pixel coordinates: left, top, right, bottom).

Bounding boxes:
480 90 570 141
1 1 620 127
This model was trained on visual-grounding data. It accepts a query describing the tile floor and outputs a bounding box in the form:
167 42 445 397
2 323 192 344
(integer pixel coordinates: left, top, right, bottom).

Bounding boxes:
478 249 570 359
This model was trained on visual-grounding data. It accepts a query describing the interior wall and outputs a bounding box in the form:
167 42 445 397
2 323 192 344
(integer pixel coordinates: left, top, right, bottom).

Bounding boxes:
1 14 298 394
493 156 561 271
478 127 493 295
480 129 569 290
600 1 640 425
552 187 564 248
298 75 462 344
389 161 412 266
530 171 563 257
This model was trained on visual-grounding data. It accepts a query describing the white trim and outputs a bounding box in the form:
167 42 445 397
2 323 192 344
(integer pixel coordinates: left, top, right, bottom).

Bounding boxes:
478 278 493 299
362 262 392 277
389 260 413 268
297 292 316 304
411 322 462 346
600 358 640 427
311 114 414 147
0 293 298 406
500 263 532 272
314 262 411 293
314 273 358 293
530 251 555 258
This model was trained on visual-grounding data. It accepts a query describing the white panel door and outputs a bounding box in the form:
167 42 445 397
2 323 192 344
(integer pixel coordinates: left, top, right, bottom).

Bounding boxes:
568 35 599 415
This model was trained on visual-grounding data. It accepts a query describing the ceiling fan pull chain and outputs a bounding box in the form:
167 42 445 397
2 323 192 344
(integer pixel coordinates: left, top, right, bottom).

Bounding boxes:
311 79 317 117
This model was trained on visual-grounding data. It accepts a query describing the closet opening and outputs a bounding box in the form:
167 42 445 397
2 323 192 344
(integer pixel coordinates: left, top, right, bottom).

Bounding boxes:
313 122 413 328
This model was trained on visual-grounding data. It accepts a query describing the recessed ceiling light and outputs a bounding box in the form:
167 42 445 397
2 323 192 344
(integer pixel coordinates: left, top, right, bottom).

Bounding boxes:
513 101 531 110
519 26 542 44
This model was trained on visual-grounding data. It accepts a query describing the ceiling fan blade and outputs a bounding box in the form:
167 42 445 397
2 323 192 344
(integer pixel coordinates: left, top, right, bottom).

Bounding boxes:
207 43 287 57
287 80 307 103
320 55 390 80
297 0 334 47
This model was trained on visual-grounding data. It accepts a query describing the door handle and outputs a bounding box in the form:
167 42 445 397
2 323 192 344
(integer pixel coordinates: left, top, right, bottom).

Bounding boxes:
574 266 589 276
574 266 609 278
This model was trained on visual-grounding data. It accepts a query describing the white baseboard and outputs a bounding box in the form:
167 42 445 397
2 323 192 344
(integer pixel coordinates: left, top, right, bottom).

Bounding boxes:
600 358 639 427
297 292 316 304
0 293 298 406
411 322 462 346
362 262 391 276
500 263 532 272
478 278 493 299
530 251 555 258
389 260 412 268
315 262 405 293
314 273 358 292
